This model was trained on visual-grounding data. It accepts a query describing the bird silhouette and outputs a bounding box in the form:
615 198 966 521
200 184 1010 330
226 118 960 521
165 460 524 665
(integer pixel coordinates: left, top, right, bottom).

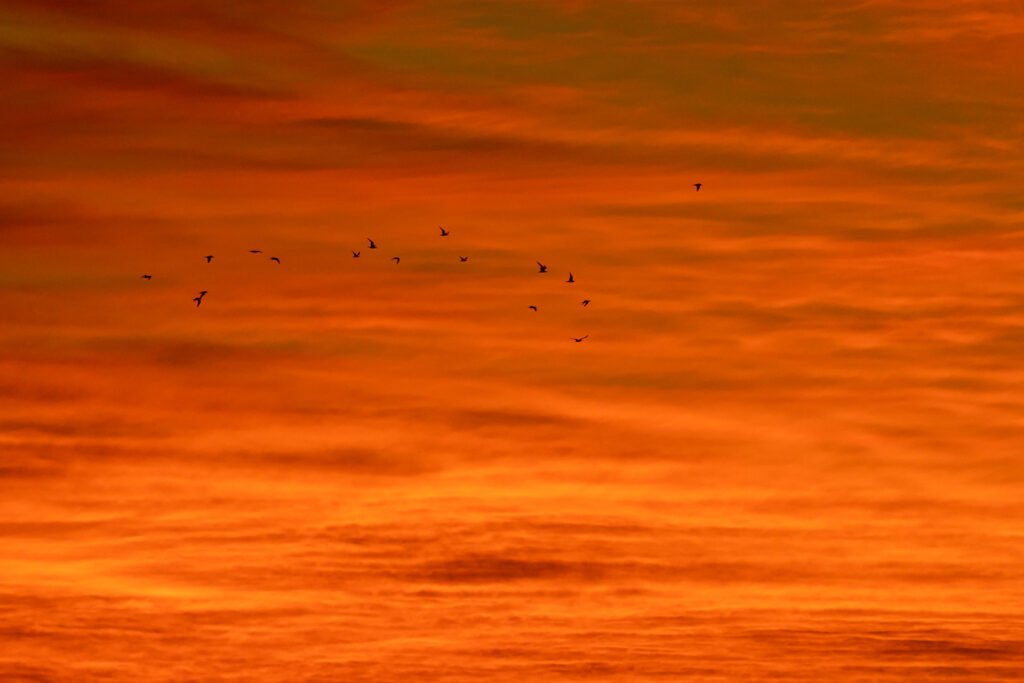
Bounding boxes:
528 305 538 312
439 226 449 237
459 256 469 262
566 272 575 283
392 256 400 264
205 255 213 263
537 261 548 273
249 249 262 254
572 335 589 343
352 250 361 258
582 299 590 307
693 183 702 192
141 274 152 280
193 296 203 307
198 290 208 297
367 238 377 249
271 257 281 264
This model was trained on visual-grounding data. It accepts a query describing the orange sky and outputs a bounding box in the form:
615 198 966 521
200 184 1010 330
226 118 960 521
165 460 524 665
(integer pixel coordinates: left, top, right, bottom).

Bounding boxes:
2 1 1024 680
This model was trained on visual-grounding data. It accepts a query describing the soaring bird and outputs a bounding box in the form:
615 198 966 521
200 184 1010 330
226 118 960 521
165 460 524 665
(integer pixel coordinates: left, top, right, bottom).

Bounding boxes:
566 272 575 283
193 296 203 307
439 226 449 237
572 335 589 343
392 256 401 264
459 256 469 262
367 238 377 249
582 299 590 307
205 255 214 263
249 249 262 254
271 257 281 264
537 261 548 273
198 290 208 297
141 274 152 280
352 250 361 258
528 305 538 312
693 183 702 192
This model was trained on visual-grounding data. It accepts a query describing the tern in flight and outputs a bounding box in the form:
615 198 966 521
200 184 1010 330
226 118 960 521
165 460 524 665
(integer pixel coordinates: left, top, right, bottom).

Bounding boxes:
367 238 377 249
439 226 449 237
392 256 400 264
537 261 548 273
571 335 589 343
459 256 469 262
141 274 152 280
566 272 575 283
205 255 214 263
528 305 538 312
582 299 590 307
249 249 262 254
352 250 360 258
271 257 281 264
693 183 702 192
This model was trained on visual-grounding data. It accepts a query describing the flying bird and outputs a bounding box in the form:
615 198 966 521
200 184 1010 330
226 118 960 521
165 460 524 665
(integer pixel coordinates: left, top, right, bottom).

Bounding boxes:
572 335 589 343
582 299 590 307
249 249 262 254
459 256 469 262
198 290 208 297
537 261 548 273
439 226 449 237
693 183 702 192
566 272 575 283
271 257 281 264
367 238 377 249
392 256 400 264
193 296 203 307
352 250 360 258
205 255 214 263
141 274 152 280
528 305 538 312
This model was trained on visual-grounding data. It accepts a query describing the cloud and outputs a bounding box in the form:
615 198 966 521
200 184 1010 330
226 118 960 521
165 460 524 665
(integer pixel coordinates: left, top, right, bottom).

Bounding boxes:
228 446 439 477
2 2 1024 680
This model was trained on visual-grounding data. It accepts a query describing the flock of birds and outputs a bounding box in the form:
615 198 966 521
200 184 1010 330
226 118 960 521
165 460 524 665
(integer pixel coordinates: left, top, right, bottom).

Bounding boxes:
139 183 702 344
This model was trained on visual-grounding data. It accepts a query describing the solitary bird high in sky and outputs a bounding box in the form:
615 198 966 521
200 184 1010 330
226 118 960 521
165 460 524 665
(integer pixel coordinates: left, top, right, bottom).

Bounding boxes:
528 305 538 312
392 257 400 264
572 335 589 343
459 256 469 262
439 226 449 237
367 238 377 249
271 257 281 264
205 255 214 263
582 299 590 307
141 274 152 280
352 250 360 258
694 182 702 191
537 261 548 273
566 272 575 283
249 249 262 254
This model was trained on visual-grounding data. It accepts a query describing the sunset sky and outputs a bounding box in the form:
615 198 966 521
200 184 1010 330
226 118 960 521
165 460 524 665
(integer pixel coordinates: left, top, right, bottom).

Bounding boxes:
3 1 1024 680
